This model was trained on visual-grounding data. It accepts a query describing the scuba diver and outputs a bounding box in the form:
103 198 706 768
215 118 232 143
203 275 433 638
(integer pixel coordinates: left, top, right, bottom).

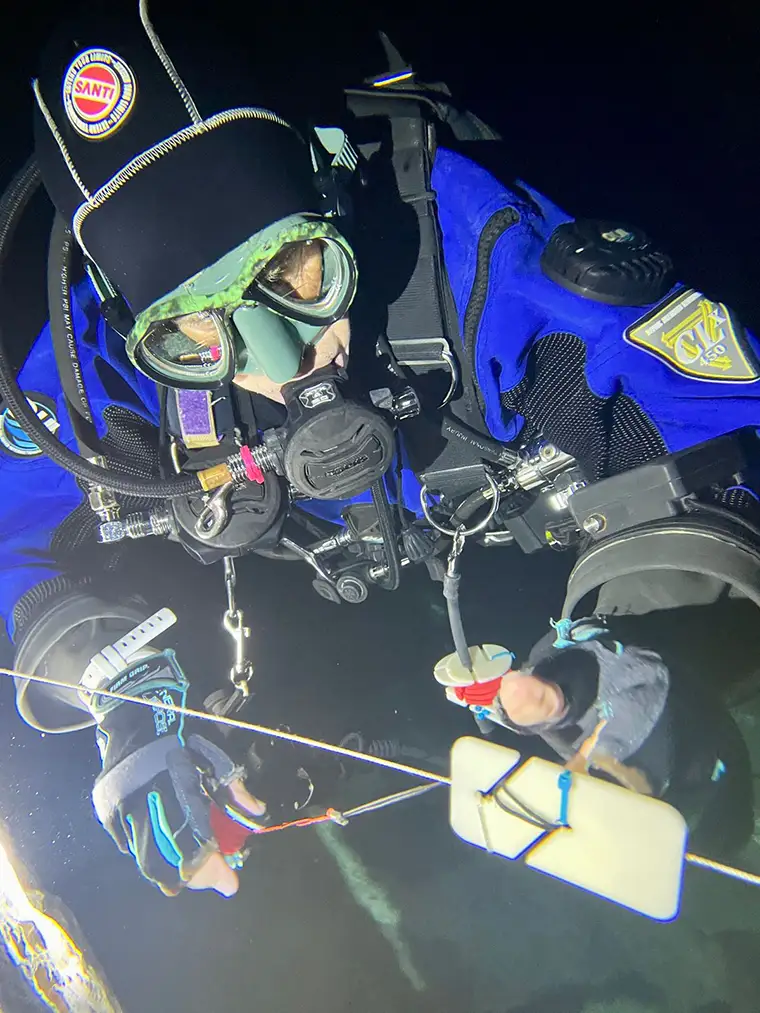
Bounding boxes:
436 614 754 854
3 2 760 897
437 620 672 797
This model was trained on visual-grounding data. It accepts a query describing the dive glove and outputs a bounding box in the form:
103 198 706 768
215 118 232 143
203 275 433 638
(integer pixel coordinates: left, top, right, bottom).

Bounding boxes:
82 613 265 897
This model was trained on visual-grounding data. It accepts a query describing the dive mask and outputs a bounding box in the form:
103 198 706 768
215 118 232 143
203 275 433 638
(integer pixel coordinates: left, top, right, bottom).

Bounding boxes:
126 214 357 390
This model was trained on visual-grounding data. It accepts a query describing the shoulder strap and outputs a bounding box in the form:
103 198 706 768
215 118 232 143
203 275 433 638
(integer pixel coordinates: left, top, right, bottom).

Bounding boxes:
345 75 498 436
344 45 517 501
346 88 460 376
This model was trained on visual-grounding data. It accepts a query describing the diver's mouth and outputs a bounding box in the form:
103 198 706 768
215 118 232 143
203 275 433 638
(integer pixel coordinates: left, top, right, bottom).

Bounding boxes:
295 345 317 378
293 344 347 379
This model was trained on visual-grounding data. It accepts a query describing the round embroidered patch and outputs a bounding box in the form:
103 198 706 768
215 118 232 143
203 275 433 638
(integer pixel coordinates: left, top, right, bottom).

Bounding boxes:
0 393 60 458
62 48 137 140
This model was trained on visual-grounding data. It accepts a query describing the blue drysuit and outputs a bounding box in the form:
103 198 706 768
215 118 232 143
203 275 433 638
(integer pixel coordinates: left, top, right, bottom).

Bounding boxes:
6 148 760 728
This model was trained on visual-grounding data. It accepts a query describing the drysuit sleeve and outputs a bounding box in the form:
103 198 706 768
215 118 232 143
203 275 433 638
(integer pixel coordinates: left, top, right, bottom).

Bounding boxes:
13 594 153 733
1 279 160 730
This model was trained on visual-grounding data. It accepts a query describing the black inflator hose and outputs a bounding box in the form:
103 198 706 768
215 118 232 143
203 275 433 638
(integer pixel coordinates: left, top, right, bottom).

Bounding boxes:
0 159 40 254
0 159 200 499
451 486 492 527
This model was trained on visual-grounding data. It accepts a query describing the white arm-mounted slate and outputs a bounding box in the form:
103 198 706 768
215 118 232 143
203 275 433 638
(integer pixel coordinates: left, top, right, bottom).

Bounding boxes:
448 736 688 921
81 608 178 691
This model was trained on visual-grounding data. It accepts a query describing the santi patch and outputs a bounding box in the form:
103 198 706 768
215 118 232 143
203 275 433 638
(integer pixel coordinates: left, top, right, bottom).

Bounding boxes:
624 288 759 383
0 394 60 458
63 48 136 140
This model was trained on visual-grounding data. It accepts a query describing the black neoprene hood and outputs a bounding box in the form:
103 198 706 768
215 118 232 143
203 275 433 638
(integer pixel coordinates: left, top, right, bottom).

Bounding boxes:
34 4 319 315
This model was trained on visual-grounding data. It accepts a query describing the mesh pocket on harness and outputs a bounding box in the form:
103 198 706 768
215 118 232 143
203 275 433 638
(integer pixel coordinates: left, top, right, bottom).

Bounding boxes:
50 406 162 561
500 331 667 481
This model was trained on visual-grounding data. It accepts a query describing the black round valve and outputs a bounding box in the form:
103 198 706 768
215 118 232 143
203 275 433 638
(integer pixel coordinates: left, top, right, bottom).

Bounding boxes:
541 219 674 307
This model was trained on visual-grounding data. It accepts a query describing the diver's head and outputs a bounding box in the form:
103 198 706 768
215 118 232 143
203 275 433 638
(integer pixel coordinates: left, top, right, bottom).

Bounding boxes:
498 648 600 729
33 3 352 399
497 671 567 728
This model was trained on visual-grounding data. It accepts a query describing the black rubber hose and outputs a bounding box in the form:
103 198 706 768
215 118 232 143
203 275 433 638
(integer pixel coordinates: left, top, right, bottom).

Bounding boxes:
0 159 200 499
253 545 301 561
371 478 402 590
157 381 169 478
0 159 40 255
47 213 103 458
451 486 491 526
443 568 472 669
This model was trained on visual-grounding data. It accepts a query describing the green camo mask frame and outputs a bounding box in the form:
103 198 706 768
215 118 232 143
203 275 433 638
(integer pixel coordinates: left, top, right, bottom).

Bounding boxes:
126 214 358 388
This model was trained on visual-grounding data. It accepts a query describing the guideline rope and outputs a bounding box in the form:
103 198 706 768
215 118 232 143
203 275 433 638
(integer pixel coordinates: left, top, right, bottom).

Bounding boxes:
3 665 759 890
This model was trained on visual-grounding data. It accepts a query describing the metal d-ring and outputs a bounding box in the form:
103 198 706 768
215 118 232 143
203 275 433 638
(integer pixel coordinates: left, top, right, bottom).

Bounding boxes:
439 345 458 408
391 337 459 408
419 471 501 538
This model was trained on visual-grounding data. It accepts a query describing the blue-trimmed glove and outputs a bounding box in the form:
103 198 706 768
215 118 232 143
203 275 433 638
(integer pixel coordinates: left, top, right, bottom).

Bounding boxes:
88 650 266 897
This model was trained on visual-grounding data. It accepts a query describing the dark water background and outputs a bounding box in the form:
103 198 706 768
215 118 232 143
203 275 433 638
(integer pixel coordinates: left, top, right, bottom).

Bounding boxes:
1 5 760 1011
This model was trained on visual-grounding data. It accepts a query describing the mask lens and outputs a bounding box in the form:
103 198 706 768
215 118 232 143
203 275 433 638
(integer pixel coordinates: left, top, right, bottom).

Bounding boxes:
260 240 324 301
250 237 356 322
137 311 232 388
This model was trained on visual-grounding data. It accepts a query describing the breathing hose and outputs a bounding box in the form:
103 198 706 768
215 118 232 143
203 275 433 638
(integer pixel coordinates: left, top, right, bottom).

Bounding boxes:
0 158 201 499
0 158 39 255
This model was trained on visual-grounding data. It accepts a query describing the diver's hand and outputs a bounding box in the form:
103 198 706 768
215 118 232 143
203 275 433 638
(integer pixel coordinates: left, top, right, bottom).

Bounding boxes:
564 751 590 775
590 752 654 796
565 748 654 795
88 651 266 897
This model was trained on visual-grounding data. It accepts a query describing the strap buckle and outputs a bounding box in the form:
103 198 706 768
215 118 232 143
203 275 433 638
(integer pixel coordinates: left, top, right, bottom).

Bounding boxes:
386 337 459 407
